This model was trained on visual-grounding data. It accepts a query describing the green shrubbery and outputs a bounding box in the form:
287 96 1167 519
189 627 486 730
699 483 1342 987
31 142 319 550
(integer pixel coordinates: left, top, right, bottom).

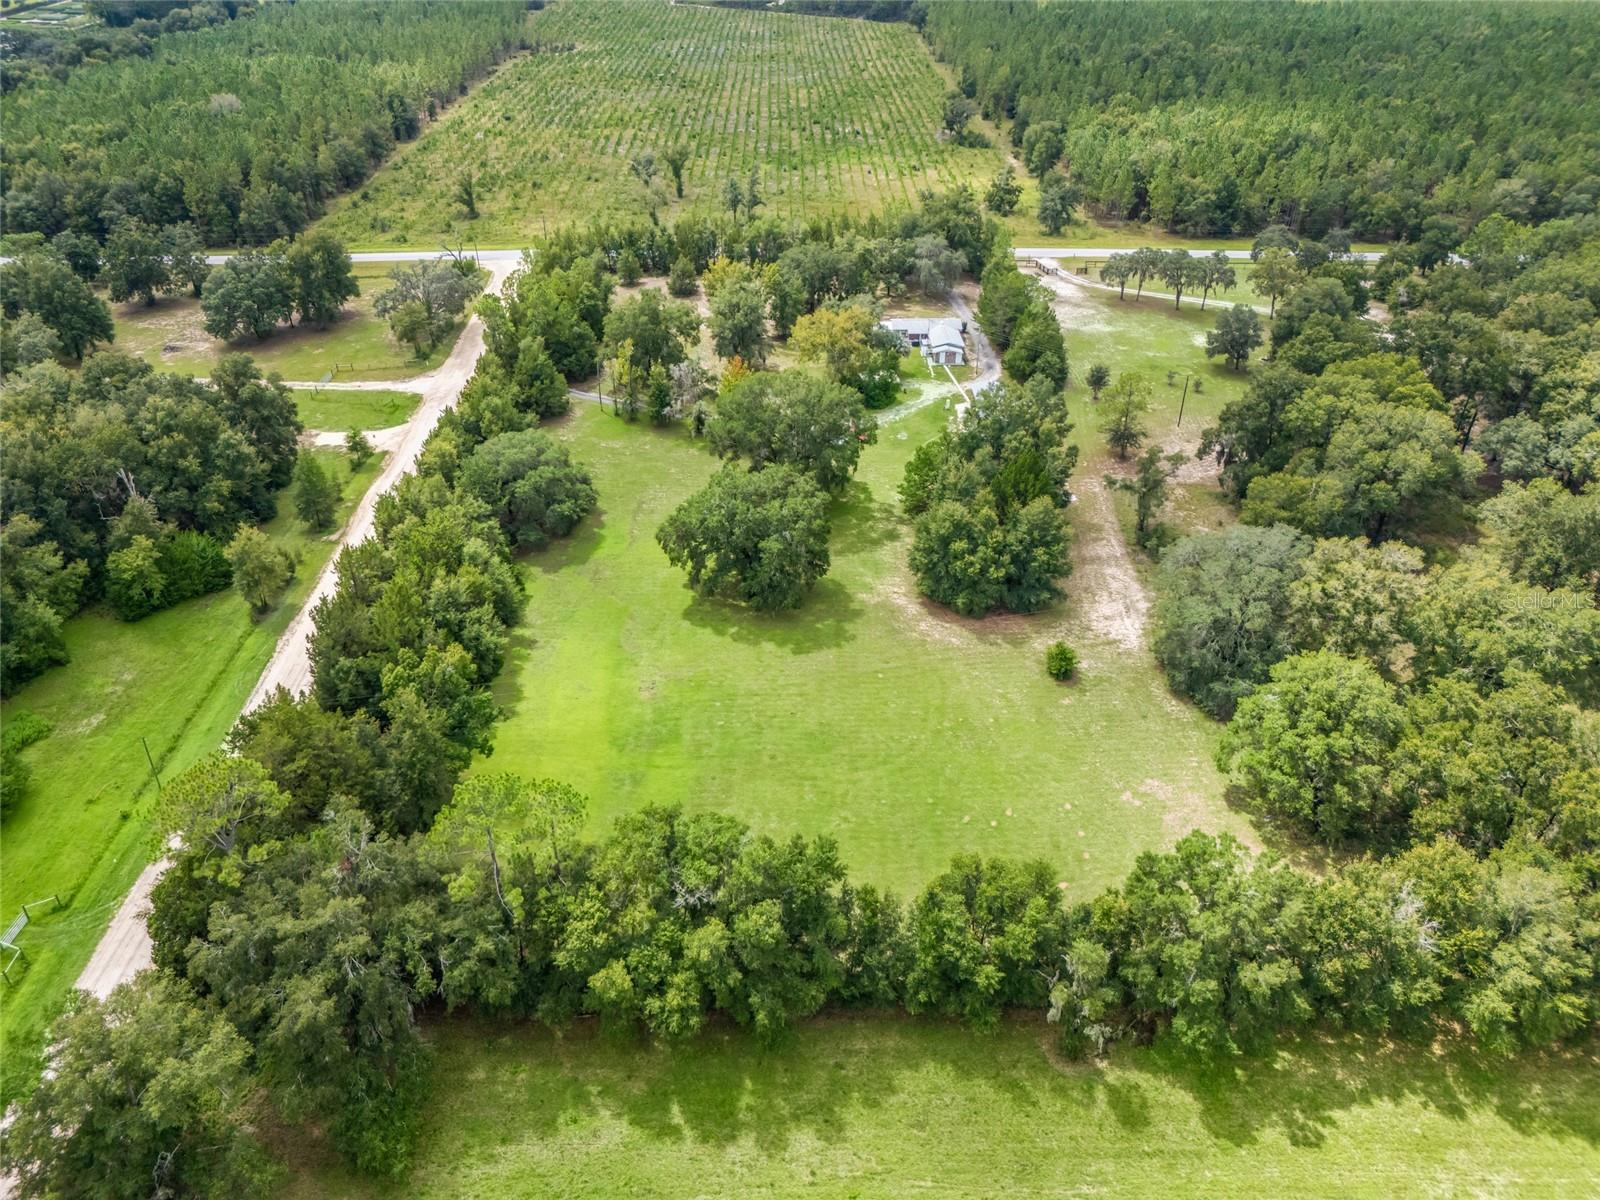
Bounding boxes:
1044 641 1076 680
905 377 1076 616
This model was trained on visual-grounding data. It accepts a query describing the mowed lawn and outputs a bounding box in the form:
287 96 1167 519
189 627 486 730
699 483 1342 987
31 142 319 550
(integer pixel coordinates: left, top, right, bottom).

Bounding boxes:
280 1017 1600 1199
0 448 383 1104
321 3 1001 247
109 264 461 382
291 387 419 433
485 382 1250 899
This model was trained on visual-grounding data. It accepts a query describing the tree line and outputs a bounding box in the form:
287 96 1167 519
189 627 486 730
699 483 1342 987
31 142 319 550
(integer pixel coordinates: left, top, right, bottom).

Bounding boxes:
9 753 1594 1192
921 1 1600 239
2 0 526 248
0 352 300 689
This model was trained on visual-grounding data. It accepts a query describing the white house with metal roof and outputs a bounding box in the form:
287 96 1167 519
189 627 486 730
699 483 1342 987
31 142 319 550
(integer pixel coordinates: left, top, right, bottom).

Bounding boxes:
882 317 967 366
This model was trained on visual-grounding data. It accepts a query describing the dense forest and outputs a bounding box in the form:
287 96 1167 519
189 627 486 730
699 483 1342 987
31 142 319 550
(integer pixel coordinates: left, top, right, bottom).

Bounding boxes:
922 0 1600 238
1 0 525 246
0 1 251 94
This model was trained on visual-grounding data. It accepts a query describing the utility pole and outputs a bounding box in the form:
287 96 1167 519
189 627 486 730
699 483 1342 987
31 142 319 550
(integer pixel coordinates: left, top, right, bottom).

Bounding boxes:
1176 373 1192 429
141 736 162 793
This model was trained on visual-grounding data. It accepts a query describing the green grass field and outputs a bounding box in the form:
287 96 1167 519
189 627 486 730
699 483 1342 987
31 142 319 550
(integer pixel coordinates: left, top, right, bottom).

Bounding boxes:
0 448 384 1104
482 278 1255 897
110 264 461 382
291 387 419 432
320 2 1002 248
279 1017 1600 1199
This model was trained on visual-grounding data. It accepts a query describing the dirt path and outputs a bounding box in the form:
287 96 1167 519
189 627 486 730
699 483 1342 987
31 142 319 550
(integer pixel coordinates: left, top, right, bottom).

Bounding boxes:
1069 467 1151 651
241 260 516 713
71 261 518 1004
72 854 170 999
946 285 1001 419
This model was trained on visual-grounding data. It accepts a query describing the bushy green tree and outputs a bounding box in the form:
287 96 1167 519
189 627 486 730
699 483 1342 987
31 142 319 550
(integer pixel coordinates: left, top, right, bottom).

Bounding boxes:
707 275 770 364
456 429 597 551
293 453 339 531
1003 307 1068 387
0 515 87 690
985 165 1022 216
226 526 295 613
285 231 359 328
1219 651 1406 843
102 217 172 305
1037 172 1079 234
202 250 294 341
602 287 699 375
905 855 1063 1027
656 464 831 611
1205 303 1263 369
1152 524 1311 717
0 250 114 357
105 533 166 620
708 369 876 491
3 973 275 1200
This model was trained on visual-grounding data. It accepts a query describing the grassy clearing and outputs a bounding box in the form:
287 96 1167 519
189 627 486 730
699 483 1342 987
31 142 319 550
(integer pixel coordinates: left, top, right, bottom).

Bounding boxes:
291 387 419 432
320 3 1002 247
0 448 384 1104
1055 277 1253 455
278 1016 1600 1199
484 374 1249 898
109 264 460 382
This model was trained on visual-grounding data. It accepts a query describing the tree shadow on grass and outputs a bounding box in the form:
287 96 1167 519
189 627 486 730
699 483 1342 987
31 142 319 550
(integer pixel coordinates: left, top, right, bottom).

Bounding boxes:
523 507 608 575
829 479 904 558
274 1013 1600 1194
678 576 862 654
1218 781 1349 876
1092 1029 1600 1152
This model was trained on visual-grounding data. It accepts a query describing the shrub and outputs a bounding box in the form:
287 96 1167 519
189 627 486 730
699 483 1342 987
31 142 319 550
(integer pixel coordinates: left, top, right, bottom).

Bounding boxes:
157 531 233 606
1045 641 1077 680
667 255 698 297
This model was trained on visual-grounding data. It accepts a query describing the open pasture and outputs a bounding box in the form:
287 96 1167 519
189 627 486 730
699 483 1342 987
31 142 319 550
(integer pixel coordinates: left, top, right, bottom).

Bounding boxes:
321 2 1002 247
280 1017 1600 1200
484 362 1250 899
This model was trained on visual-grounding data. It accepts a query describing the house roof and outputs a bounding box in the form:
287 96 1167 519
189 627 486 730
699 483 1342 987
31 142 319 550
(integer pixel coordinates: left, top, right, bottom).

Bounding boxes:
882 318 932 335
925 319 964 352
882 317 964 342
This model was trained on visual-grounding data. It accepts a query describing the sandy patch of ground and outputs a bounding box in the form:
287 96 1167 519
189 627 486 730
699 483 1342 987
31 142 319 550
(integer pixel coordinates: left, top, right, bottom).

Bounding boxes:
1068 472 1149 651
1038 274 1115 333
